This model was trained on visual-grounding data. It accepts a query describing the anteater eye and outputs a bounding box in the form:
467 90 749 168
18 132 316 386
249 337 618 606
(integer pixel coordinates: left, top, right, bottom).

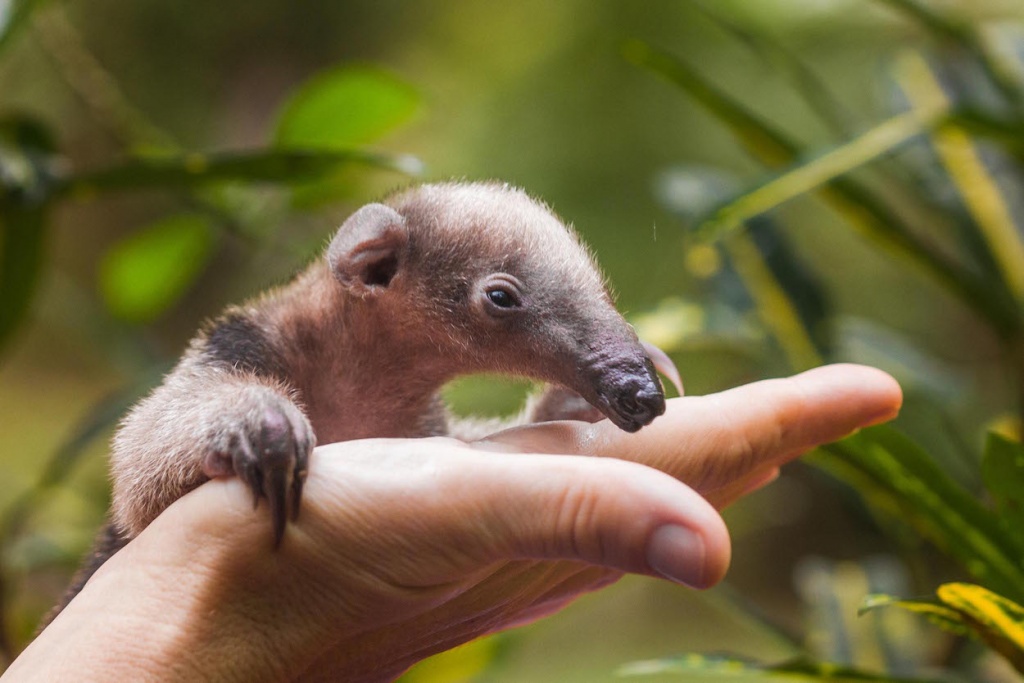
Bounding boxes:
486 288 518 309
480 275 525 317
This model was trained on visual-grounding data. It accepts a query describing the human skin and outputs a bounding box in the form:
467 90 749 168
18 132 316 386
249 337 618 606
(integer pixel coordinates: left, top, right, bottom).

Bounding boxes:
5 364 902 683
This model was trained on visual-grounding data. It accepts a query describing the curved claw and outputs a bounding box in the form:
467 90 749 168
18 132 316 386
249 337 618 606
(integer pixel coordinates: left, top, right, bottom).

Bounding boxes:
205 404 314 549
263 455 290 548
641 341 683 396
256 439 308 547
230 435 264 509
258 409 309 548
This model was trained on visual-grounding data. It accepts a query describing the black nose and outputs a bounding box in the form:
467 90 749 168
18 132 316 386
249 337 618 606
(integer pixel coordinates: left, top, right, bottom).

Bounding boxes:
611 381 665 432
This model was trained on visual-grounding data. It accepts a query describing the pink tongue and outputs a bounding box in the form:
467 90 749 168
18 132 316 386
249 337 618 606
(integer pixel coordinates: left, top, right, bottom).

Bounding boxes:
641 341 684 397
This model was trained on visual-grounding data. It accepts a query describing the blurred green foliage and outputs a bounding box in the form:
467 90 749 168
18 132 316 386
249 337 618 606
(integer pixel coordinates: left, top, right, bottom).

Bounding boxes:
3 0 1024 681
622 0 1024 680
275 66 422 149
98 213 215 322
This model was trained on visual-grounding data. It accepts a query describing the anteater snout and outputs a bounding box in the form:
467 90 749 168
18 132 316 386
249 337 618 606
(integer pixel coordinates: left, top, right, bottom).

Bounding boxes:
573 335 678 433
610 378 665 433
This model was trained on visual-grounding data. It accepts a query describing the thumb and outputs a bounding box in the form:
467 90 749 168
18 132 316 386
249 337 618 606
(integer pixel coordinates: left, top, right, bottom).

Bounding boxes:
193 439 732 606
322 444 735 590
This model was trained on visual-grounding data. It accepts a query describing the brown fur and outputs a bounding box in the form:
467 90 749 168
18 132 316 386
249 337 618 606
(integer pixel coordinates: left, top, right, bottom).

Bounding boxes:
47 181 665 624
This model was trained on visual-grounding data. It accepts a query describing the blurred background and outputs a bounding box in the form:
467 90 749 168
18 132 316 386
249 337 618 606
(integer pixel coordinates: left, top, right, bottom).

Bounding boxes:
2 0 1024 680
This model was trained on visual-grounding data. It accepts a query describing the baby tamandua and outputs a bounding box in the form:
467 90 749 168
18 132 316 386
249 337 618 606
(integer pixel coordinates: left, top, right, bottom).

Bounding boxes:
55 181 679 620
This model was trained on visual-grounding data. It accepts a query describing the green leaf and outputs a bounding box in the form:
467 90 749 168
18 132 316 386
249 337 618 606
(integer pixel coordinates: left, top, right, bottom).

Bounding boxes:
812 427 1024 605
98 214 215 323
694 106 944 241
0 206 47 357
619 654 945 681
60 148 421 198
859 593 969 636
982 432 1024 547
936 582 1024 675
275 66 421 149
627 40 1020 339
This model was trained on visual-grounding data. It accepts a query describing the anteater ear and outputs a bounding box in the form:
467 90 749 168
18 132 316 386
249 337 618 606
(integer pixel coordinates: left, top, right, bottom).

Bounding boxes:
328 203 408 292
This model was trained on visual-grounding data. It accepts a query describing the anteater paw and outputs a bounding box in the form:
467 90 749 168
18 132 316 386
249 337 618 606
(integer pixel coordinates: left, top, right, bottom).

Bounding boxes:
202 395 314 547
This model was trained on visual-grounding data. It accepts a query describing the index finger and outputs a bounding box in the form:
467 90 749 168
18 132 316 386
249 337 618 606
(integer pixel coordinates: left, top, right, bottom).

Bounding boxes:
476 364 902 497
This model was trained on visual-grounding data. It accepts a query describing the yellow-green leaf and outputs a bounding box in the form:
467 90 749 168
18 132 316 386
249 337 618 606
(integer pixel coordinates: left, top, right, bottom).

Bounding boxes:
619 653 945 681
724 231 823 371
937 583 1024 675
896 50 1024 303
696 105 945 239
398 635 500 683
859 593 969 636
98 213 215 323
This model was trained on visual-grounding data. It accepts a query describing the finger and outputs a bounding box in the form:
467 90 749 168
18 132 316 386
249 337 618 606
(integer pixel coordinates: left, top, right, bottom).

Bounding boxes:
427 452 732 590
703 466 780 509
296 442 732 592
477 364 901 493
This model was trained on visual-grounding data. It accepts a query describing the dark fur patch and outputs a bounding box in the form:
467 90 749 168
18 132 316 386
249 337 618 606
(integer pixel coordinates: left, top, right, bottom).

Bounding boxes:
201 312 288 379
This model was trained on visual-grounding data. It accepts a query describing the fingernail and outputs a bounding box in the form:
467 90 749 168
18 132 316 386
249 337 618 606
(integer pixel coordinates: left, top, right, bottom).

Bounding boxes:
646 524 708 589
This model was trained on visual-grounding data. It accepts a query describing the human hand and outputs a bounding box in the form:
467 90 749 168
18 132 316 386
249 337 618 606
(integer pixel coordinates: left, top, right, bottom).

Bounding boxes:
8 364 901 683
